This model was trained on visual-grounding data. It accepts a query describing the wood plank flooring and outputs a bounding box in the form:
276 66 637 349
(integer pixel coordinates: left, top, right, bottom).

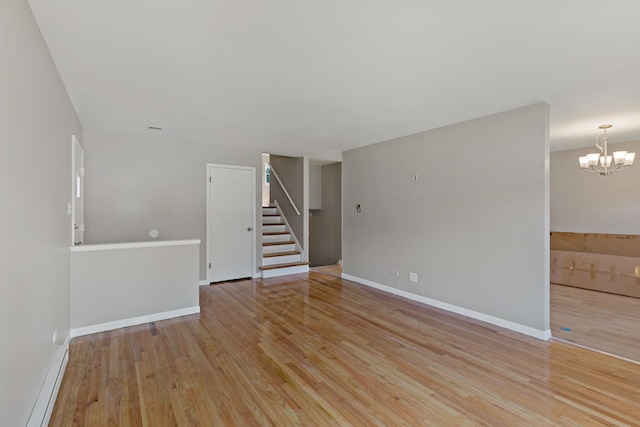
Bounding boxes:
51 273 640 426
551 283 640 362
309 263 342 278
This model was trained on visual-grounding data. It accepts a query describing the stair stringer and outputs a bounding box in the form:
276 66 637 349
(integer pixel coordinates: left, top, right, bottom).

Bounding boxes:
272 199 305 261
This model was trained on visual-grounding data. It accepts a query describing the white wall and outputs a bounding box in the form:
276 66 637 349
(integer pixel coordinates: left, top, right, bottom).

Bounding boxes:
551 139 640 234
82 130 263 280
0 1 82 424
343 103 549 333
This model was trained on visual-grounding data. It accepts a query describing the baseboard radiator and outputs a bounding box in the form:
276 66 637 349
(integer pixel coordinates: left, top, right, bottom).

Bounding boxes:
26 344 69 427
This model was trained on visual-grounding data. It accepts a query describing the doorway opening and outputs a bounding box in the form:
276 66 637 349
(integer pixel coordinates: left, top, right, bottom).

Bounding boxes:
550 232 640 362
308 160 342 277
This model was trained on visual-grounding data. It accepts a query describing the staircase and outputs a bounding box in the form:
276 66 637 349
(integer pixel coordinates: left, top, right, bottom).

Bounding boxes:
260 205 309 278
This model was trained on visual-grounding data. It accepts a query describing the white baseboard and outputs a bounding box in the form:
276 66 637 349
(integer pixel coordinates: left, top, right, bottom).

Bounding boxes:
26 339 70 427
341 274 551 341
261 265 309 278
69 306 200 338
199 280 209 286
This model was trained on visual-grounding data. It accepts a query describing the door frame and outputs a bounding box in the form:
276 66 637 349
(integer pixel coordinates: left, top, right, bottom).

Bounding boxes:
206 163 257 283
71 134 84 245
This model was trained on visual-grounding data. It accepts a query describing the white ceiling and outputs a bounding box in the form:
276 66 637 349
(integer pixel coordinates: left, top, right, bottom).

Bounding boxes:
28 0 640 160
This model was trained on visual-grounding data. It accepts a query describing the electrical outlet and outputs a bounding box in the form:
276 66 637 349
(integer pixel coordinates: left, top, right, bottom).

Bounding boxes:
409 272 418 283
391 269 400 277
52 329 57 344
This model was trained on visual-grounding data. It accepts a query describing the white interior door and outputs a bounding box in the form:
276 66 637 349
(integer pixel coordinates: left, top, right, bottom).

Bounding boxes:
71 135 84 245
207 164 256 282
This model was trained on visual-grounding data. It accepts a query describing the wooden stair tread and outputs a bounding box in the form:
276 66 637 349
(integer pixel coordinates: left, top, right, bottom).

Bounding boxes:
263 241 296 246
263 222 285 226
259 261 309 271
263 231 290 236
262 214 280 217
263 251 300 258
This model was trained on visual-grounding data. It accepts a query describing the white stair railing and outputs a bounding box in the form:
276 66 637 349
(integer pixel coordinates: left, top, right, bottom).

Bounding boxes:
268 163 300 216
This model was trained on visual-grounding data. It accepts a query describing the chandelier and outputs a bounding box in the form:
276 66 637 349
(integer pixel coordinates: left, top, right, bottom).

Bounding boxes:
578 124 635 175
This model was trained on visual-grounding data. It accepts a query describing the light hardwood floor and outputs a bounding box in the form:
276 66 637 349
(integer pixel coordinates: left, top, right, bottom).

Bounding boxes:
51 273 640 426
551 283 640 362
309 263 342 278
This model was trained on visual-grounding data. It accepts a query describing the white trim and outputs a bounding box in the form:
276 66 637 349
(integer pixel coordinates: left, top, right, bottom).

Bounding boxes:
206 164 211 282
69 306 200 338
199 280 209 286
342 274 551 341
302 156 309 262
71 135 84 246
206 163 257 283
70 239 200 252
26 341 69 427
261 264 309 278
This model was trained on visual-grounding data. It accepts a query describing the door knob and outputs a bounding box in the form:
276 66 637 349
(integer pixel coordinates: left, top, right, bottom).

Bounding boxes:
247 227 253 231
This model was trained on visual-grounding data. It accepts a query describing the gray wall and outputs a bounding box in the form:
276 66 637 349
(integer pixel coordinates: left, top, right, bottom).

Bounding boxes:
71 242 199 330
551 139 640 234
0 1 82 424
310 163 342 266
269 155 304 243
343 103 549 332
83 130 262 280
309 164 322 209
